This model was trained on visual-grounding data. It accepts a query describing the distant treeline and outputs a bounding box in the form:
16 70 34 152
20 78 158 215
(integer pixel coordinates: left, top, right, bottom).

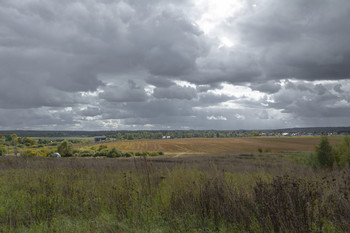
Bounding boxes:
0 127 350 138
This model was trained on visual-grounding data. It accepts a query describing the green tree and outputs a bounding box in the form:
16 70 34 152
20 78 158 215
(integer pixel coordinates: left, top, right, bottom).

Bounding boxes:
57 140 73 157
252 131 260 137
316 136 334 168
0 146 6 156
22 137 37 146
333 136 350 167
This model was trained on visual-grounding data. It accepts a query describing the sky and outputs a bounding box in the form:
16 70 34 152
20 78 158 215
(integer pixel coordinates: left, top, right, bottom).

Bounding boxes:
1 0 350 130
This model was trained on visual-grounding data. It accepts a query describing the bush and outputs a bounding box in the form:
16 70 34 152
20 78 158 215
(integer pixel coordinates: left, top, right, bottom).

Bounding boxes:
95 149 109 157
124 152 133 157
98 145 108 151
0 146 6 156
78 150 95 157
21 149 37 157
135 152 142 157
107 148 123 158
149 152 159 157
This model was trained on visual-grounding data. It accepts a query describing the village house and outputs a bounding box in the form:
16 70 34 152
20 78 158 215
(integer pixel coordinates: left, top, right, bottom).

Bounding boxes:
94 136 107 142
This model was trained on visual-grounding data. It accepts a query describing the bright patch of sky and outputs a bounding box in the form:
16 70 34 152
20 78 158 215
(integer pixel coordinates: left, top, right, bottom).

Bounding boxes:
209 83 266 100
174 80 197 88
207 115 227 120
193 0 244 47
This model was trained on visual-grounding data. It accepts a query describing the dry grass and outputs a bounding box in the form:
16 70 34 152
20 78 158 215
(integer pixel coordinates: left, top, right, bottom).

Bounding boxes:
85 136 343 155
0 156 349 232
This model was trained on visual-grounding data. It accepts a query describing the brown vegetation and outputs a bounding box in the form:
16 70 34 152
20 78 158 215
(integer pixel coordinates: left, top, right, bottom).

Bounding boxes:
86 136 343 155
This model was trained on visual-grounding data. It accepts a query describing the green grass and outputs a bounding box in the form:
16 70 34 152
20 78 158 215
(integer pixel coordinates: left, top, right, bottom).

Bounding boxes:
282 152 314 164
32 137 94 142
0 156 349 232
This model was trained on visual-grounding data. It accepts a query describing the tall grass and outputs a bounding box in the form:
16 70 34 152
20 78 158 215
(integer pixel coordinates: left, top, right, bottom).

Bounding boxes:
0 156 349 232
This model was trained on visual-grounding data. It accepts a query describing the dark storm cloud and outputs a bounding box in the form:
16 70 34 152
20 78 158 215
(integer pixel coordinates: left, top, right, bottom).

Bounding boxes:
232 0 350 82
1 0 350 130
268 81 349 118
0 76 84 109
0 107 77 129
100 85 148 103
187 47 262 85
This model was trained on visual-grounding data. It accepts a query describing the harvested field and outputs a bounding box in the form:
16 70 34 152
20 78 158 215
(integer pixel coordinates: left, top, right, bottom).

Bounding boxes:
87 136 343 155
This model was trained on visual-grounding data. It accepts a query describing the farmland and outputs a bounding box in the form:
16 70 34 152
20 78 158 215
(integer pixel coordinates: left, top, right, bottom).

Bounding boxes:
84 136 343 155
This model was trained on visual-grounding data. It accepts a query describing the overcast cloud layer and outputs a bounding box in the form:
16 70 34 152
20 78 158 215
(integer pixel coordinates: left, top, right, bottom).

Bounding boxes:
1 0 350 130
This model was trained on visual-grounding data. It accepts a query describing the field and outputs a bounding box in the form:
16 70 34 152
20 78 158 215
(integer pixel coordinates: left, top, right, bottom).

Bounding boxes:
1 136 349 232
85 136 343 155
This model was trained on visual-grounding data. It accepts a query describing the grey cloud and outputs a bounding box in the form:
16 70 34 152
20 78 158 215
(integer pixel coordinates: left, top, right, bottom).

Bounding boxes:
196 83 223 92
334 84 343 93
232 0 350 82
258 110 269 120
195 93 233 107
296 84 311 92
0 76 83 109
102 99 194 120
132 11 208 76
145 76 175 88
128 80 139 89
189 47 262 85
1 0 350 130
314 84 327 95
100 85 148 103
153 85 197 100
0 107 77 129
250 81 281 94
269 81 348 118
80 107 102 117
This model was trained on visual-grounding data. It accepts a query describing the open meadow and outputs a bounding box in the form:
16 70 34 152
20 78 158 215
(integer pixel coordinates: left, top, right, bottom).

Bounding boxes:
0 136 350 232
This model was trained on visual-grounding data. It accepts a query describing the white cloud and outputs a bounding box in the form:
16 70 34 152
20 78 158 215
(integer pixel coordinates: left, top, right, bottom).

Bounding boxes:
206 115 227 121
234 114 246 120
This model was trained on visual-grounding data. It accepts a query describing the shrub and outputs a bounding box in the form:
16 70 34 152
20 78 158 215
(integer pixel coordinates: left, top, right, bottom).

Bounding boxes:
124 152 133 157
95 149 109 157
78 150 95 157
149 152 159 157
148 151 164 156
135 152 142 157
21 149 37 157
0 146 6 156
98 145 108 151
107 148 123 158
